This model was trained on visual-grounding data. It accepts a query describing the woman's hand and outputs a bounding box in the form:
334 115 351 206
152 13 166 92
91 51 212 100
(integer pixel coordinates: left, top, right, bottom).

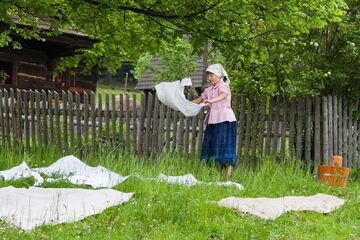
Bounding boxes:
192 97 204 104
203 99 213 104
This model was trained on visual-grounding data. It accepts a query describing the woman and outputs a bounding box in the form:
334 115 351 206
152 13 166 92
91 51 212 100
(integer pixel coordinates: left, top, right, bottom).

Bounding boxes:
192 63 237 181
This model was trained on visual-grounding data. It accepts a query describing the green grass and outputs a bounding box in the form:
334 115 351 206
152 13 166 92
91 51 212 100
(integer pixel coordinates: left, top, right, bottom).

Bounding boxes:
0 148 359 239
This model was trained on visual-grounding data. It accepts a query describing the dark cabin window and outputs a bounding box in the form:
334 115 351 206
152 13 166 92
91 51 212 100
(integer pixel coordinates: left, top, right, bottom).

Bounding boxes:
0 61 12 85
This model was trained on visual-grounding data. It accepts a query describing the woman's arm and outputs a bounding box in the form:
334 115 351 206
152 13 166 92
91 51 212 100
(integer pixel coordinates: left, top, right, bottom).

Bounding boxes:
192 97 204 104
204 91 228 104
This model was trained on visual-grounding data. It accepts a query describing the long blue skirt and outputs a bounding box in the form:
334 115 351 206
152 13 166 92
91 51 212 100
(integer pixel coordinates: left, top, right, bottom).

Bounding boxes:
200 121 237 167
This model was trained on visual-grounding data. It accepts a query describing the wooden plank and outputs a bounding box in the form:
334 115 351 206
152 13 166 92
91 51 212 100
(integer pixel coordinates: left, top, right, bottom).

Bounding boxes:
10 89 16 148
68 91 74 147
191 114 198 158
356 101 360 168
62 91 68 152
244 98 252 160
296 98 304 161
137 93 146 154
184 116 191 155
48 91 54 145
333 95 338 154
237 95 246 157
110 94 116 145
343 99 348 166
144 93 153 156
119 93 124 147
272 96 280 154
29 90 35 147
97 93 103 145
41 90 48 146
314 97 321 167
151 95 160 156
132 94 138 153
338 97 343 156
178 113 185 150
288 99 296 158
90 92 96 154
104 93 110 144
16 89 23 149
196 110 205 157
251 96 260 162
327 95 333 159
75 92 82 156
35 90 41 147
322 95 329 165
265 97 274 155
125 93 131 151
257 96 266 156
23 90 30 149
172 111 179 150
84 92 89 148
348 102 354 168
0 90 4 146
54 91 61 150
105 94 110 143
280 97 288 160
305 97 312 167
3 90 10 147
4 90 11 147
157 102 165 153
351 100 359 168
165 106 172 152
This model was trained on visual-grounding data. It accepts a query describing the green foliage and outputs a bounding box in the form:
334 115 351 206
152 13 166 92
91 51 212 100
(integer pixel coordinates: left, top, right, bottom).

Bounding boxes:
4 0 360 96
134 38 197 84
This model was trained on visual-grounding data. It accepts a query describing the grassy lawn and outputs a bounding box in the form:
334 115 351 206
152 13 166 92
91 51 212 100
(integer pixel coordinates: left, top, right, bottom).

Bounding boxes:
0 148 359 239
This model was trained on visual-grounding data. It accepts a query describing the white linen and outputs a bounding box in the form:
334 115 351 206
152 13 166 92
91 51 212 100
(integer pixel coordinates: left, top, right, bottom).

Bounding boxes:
155 77 204 117
0 186 133 230
218 193 344 220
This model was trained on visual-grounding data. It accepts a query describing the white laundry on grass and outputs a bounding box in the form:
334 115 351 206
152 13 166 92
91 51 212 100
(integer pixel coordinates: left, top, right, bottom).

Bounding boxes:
0 155 244 230
157 173 244 191
0 155 245 191
218 193 345 220
155 77 205 117
0 186 133 231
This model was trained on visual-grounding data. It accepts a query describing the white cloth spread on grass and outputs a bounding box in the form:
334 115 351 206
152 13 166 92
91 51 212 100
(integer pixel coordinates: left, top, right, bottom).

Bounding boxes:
218 194 344 220
0 162 44 186
0 156 244 191
157 173 244 190
155 77 205 117
0 156 129 188
0 186 133 231
34 155 130 188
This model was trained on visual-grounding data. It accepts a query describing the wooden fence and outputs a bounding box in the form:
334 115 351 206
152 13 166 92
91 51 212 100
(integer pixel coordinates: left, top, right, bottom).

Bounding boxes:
0 89 359 169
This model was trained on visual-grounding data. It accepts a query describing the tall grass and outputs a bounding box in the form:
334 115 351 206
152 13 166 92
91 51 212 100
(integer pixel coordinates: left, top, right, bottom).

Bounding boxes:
0 148 359 239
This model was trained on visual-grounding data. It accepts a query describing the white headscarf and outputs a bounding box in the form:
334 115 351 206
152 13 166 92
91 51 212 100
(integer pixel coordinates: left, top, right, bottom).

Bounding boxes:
206 63 230 85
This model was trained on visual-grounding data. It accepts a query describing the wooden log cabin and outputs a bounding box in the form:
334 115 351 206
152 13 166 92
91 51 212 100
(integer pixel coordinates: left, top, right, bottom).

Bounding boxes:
0 21 98 93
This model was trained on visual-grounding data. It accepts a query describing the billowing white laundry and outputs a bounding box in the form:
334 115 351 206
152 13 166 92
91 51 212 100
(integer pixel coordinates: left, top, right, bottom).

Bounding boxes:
155 78 205 117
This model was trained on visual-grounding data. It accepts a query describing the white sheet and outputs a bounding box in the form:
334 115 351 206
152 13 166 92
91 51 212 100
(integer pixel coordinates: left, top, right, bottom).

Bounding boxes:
157 173 244 190
0 186 133 231
218 193 344 220
155 78 204 117
34 155 129 188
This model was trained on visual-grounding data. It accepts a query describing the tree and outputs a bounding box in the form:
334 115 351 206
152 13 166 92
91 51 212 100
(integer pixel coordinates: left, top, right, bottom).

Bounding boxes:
0 0 349 96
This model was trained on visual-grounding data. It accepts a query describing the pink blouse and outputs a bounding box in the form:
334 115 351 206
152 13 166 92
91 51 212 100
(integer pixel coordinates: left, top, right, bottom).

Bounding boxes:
201 82 236 124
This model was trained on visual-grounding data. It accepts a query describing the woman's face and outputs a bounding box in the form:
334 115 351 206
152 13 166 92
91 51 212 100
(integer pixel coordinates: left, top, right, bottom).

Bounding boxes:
207 72 220 86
